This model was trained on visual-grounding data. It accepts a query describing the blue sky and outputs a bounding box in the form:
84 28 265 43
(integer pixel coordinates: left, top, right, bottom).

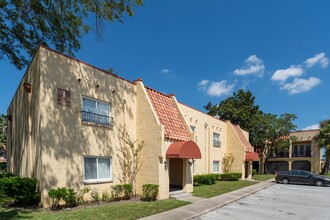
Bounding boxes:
1 0 330 130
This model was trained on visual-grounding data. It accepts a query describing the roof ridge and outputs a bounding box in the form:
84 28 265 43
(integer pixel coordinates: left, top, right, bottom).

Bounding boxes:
178 102 226 123
144 85 172 98
38 45 134 85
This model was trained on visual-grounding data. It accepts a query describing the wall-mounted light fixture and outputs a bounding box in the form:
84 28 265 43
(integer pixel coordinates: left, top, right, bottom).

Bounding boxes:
23 82 31 93
164 160 169 170
189 158 195 165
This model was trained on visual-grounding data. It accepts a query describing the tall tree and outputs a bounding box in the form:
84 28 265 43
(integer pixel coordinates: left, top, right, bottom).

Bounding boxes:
0 114 7 158
317 119 330 174
204 89 260 131
0 0 143 69
0 114 7 148
205 90 297 174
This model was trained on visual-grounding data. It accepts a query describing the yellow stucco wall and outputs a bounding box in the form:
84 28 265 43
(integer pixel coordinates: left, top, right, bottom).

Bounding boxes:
134 81 167 198
7 52 42 178
178 103 227 174
226 122 245 174
36 47 138 206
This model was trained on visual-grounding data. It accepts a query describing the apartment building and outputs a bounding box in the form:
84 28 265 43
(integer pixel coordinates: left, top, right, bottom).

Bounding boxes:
6 46 257 206
267 129 321 173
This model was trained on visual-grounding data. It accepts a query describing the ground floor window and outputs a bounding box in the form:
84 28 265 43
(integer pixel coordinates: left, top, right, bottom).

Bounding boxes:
84 157 112 182
213 161 220 173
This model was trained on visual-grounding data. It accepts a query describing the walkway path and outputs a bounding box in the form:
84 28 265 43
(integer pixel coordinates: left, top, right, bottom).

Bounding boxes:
140 180 274 220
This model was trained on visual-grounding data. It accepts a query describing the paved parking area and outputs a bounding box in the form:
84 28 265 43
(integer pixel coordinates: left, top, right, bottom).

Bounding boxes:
196 183 330 220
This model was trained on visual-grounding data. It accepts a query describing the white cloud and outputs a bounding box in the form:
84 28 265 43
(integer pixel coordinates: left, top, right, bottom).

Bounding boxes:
305 52 329 68
160 68 170 74
233 55 265 76
302 124 320 130
271 66 304 84
197 80 236 97
281 77 321 95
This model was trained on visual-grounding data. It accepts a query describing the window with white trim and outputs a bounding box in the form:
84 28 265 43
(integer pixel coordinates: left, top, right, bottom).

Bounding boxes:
213 133 221 147
213 161 220 173
82 97 112 126
84 157 112 182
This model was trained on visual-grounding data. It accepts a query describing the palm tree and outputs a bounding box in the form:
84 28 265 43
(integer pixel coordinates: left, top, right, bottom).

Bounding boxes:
317 120 330 174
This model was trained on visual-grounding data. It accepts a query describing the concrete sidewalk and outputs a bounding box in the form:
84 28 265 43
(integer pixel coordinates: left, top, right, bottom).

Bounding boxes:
140 180 275 220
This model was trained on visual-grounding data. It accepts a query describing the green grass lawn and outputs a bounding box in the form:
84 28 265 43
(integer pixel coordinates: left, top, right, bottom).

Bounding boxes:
322 173 330 177
252 174 275 181
0 195 190 220
192 180 257 198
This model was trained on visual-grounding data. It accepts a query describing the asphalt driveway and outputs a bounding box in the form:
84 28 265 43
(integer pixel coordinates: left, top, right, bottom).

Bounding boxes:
196 183 330 220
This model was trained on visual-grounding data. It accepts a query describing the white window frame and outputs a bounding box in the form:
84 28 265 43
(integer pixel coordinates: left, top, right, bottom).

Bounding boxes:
213 132 221 147
82 97 112 126
213 161 220 173
83 156 112 183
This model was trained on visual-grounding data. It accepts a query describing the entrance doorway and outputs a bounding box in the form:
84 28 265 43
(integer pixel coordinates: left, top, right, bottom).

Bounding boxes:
169 158 183 192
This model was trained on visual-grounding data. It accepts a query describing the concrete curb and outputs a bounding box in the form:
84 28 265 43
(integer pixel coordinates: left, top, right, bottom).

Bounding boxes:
140 181 275 220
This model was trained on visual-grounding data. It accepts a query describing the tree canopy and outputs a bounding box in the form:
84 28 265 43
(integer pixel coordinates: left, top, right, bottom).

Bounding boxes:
204 89 259 131
205 89 297 173
0 0 143 69
0 114 7 149
317 119 330 174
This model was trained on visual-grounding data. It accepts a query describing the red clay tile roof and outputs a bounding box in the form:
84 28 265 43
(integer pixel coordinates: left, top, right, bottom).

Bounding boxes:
232 124 254 152
146 87 191 141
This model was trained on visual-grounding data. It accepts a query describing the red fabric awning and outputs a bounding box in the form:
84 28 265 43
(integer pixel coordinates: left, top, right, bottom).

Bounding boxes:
166 141 202 159
245 152 259 161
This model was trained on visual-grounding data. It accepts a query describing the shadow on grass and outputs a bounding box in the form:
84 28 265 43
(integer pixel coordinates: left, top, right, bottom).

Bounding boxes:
0 195 36 219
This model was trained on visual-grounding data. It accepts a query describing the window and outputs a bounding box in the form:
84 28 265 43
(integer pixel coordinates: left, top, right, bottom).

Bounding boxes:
84 157 112 182
213 133 221 147
292 144 311 157
213 161 220 173
82 97 112 126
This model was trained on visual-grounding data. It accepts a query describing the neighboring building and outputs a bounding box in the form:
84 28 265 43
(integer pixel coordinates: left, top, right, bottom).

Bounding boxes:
7 46 257 207
267 129 321 173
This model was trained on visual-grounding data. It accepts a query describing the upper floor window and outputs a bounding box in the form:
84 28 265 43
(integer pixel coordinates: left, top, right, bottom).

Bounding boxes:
82 97 112 126
213 132 221 147
292 144 311 157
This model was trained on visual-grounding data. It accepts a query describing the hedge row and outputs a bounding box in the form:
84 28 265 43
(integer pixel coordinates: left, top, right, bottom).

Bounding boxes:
0 176 39 207
193 172 242 185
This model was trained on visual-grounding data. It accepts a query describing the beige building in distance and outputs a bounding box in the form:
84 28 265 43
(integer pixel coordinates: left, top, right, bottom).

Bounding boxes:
267 129 321 174
7 46 258 207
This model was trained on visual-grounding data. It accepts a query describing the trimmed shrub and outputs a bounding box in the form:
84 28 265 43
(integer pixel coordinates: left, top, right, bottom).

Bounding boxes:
0 171 13 179
111 185 122 201
0 176 39 207
122 184 133 200
110 184 133 201
48 187 81 210
63 188 78 207
252 169 257 176
219 173 241 181
141 184 159 201
193 174 217 185
48 187 67 210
